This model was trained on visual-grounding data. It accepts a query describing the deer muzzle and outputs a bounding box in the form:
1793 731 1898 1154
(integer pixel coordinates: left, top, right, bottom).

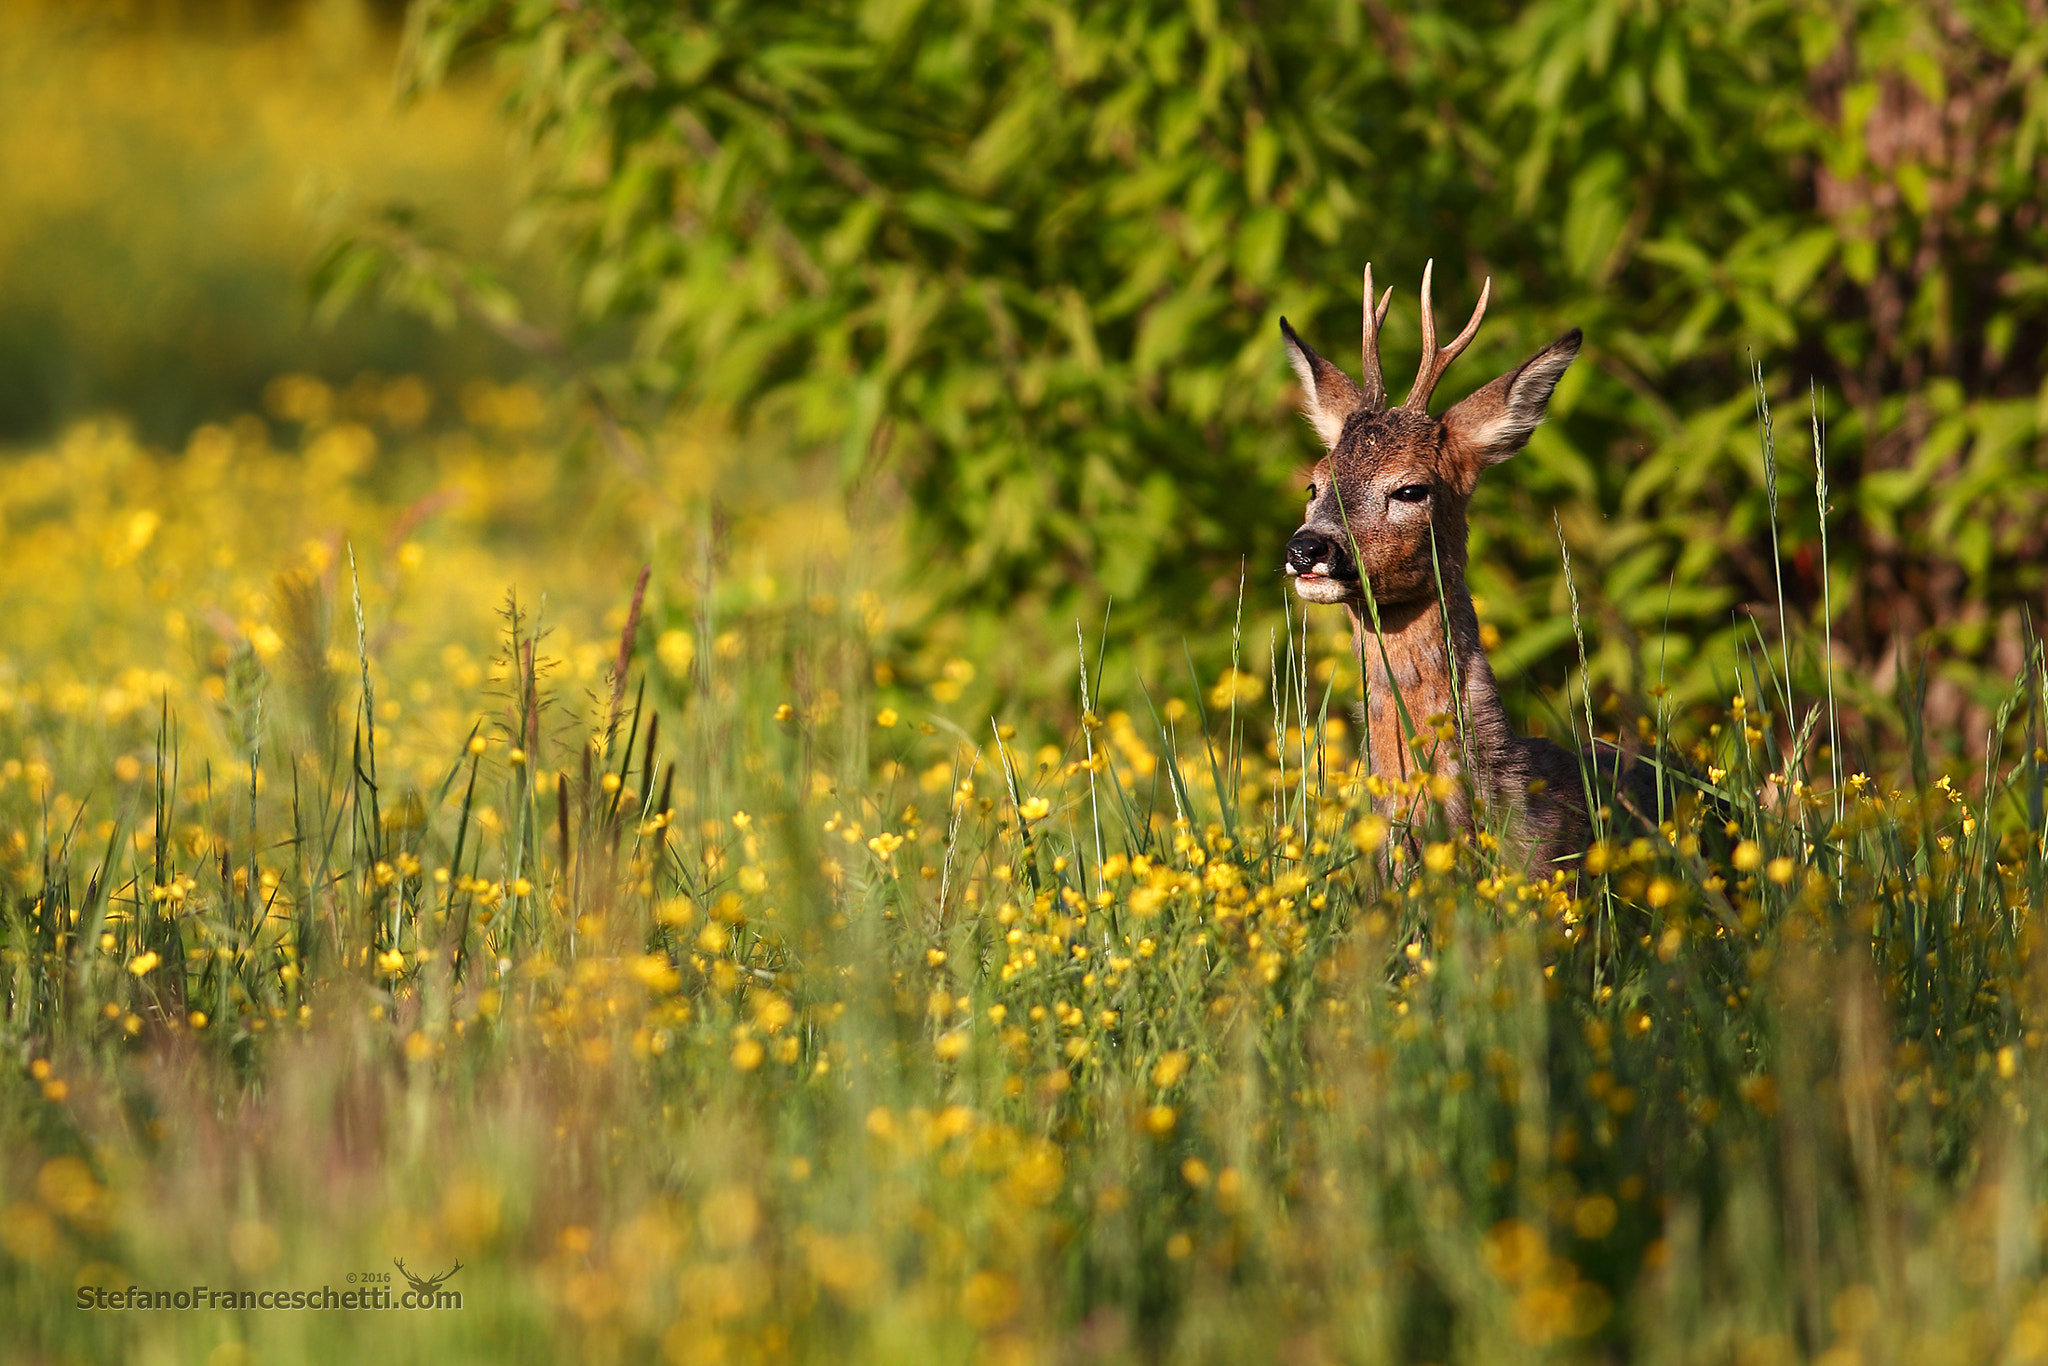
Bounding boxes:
1284 530 1357 604
1284 530 1353 580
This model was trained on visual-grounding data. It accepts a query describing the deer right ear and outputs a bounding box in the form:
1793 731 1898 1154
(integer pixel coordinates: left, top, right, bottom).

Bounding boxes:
1281 318 1364 450
1440 329 1582 468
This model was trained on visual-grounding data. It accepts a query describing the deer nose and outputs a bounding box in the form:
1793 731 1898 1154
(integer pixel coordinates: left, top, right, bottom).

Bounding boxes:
1285 532 1347 576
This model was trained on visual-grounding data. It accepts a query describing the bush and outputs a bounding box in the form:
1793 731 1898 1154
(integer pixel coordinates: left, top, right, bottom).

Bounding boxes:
327 0 2048 736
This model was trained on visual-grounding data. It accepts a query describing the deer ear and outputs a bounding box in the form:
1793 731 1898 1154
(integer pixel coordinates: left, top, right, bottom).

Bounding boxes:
1281 317 1365 450
1441 329 1581 467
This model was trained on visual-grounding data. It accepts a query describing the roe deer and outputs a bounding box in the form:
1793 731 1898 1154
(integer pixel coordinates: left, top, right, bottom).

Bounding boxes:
1279 262 1592 872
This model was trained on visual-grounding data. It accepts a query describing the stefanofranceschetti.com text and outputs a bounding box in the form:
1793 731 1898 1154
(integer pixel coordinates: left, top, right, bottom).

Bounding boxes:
76 1285 461 1311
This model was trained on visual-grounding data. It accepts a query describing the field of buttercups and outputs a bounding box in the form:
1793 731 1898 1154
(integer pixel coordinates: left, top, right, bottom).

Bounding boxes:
6 381 2048 1366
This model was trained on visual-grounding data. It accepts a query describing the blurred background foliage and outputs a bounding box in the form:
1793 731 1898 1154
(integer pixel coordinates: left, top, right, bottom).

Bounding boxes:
315 0 2048 757
0 0 528 445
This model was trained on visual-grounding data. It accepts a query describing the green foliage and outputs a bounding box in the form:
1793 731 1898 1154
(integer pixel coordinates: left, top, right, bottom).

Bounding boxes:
359 0 2048 729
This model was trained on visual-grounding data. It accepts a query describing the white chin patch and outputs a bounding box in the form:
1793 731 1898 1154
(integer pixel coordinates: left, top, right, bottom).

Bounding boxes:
1292 575 1352 604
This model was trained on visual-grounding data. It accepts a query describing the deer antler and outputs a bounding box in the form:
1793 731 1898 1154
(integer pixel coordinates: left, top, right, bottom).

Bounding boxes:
1402 258 1491 413
1360 264 1394 411
394 1257 464 1293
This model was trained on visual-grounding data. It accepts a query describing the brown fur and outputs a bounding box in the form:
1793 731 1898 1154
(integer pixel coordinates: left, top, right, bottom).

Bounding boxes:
1281 263 1588 872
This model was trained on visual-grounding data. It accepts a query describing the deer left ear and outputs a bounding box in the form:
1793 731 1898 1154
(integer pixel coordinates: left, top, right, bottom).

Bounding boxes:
1281 317 1366 450
1440 329 1581 467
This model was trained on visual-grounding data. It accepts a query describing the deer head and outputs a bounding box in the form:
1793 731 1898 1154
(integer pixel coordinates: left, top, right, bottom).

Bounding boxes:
1281 262 1580 610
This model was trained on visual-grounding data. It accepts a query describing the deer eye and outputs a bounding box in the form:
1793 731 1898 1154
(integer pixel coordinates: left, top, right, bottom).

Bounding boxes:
1390 484 1432 504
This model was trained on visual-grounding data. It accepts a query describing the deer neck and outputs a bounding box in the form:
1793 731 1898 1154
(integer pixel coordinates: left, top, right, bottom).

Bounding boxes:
1345 581 1510 798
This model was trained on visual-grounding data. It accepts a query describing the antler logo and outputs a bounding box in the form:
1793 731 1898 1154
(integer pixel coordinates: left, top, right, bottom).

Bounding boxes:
393 1258 463 1296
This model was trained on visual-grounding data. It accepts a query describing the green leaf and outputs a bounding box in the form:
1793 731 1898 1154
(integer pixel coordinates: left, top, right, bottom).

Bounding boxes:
1233 208 1287 288
1563 153 1628 283
1769 227 1837 304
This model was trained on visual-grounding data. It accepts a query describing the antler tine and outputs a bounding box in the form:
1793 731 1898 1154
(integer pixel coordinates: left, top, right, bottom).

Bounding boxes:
1360 265 1380 410
1437 275 1490 369
1403 263 1492 411
1405 259 1437 411
1360 264 1394 411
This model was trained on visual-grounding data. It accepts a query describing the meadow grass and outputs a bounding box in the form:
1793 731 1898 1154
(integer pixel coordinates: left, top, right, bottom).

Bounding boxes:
4 385 2048 1366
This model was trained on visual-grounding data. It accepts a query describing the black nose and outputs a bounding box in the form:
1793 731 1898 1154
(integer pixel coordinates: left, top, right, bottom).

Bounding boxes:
1286 532 1347 575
